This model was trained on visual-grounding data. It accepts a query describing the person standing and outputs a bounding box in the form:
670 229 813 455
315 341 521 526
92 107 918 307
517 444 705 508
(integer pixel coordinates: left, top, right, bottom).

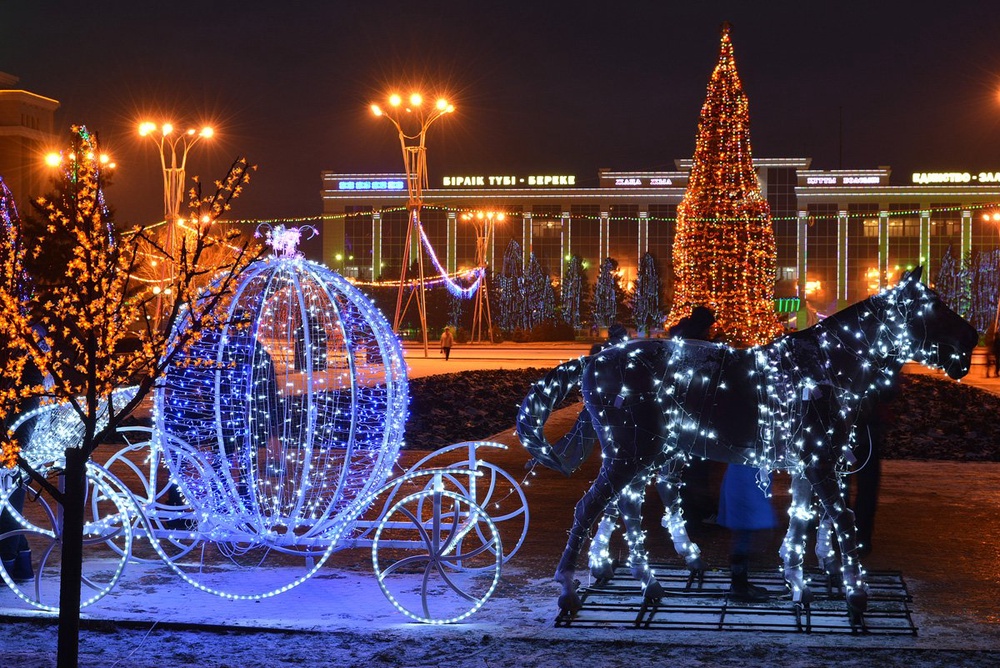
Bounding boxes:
440 327 454 361
718 463 776 602
991 334 1000 379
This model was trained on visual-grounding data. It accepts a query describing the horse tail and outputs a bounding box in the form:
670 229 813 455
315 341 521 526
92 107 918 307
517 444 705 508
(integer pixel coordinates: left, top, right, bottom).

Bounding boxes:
517 357 597 476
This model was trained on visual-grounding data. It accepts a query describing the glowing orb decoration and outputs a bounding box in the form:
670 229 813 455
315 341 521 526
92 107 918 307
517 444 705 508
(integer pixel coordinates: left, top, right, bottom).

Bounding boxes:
153 254 407 550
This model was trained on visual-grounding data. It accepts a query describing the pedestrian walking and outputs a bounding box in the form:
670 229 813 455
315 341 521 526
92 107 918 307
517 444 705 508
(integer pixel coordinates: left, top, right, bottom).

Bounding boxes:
440 326 454 361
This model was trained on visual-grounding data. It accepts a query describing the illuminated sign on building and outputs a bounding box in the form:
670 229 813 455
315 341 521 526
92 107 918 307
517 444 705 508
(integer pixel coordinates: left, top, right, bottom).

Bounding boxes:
613 177 676 187
912 172 1000 185
337 179 405 191
800 171 888 187
441 175 577 187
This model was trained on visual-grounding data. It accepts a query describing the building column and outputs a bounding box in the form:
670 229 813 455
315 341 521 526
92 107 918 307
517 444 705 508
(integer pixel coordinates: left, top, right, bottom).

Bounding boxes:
522 212 532 270
638 210 649 259
372 211 382 280
878 210 889 290
919 209 931 282
837 210 849 309
323 211 345 272
961 210 972 261
600 210 610 260
796 210 809 330
446 210 457 274
561 210 570 279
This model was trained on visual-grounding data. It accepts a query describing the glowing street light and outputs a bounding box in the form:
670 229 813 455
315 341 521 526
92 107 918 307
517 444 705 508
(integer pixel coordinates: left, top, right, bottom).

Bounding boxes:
461 210 505 343
138 122 213 225
370 91 454 357
138 121 213 328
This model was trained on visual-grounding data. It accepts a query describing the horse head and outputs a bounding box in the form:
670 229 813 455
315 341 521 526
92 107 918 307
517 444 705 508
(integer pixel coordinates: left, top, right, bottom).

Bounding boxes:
893 266 978 380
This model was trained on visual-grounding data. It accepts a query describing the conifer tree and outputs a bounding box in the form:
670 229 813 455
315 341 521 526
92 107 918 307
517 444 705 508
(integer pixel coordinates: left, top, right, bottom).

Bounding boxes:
496 240 524 332
592 257 619 329
631 252 661 333
667 24 781 346
561 254 585 329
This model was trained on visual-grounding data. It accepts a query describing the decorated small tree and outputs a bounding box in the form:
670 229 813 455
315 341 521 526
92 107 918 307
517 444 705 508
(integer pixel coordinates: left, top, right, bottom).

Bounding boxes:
631 252 661 335
592 257 619 329
0 126 262 666
525 253 556 329
561 254 585 330
667 24 782 346
496 240 525 333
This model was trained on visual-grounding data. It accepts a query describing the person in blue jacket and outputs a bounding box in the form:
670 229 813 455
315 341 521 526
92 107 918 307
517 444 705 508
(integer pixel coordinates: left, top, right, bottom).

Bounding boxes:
718 463 776 602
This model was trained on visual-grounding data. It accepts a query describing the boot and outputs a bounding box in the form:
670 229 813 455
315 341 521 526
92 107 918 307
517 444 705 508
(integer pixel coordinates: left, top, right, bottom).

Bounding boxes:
729 555 769 602
10 550 33 583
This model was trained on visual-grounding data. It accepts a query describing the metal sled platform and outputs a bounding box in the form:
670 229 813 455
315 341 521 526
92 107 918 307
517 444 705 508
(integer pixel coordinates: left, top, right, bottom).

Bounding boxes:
554 563 917 635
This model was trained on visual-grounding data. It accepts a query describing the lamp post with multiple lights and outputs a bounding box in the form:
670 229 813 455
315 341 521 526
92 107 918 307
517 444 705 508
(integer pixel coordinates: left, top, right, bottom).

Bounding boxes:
137 121 213 327
460 210 504 343
371 93 454 357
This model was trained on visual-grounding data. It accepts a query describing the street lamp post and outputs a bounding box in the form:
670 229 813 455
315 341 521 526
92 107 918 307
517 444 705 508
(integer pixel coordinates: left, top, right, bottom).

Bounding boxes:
138 121 213 327
461 210 505 343
371 93 454 357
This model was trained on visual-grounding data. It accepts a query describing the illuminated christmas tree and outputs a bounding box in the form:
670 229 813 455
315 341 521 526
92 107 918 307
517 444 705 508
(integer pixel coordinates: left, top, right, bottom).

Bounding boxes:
667 24 782 346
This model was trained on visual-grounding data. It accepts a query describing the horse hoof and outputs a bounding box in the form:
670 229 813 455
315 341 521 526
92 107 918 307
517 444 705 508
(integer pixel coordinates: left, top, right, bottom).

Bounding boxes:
558 592 583 614
643 580 664 602
847 589 869 614
590 562 615 583
685 568 706 590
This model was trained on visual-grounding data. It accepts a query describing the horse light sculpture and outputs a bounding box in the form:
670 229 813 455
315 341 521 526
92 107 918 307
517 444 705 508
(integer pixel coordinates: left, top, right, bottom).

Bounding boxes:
517 268 977 621
154 227 408 554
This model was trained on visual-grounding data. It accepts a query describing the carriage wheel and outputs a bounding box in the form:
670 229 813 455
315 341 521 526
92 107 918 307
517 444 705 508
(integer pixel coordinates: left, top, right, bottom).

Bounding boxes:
438 461 528 565
405 442 529 564
0 468 133 612
372 487 502 623
98 428 200 563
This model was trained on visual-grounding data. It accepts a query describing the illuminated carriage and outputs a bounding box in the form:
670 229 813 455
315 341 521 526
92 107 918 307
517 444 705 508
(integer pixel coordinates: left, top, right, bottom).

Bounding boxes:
0 236 528 623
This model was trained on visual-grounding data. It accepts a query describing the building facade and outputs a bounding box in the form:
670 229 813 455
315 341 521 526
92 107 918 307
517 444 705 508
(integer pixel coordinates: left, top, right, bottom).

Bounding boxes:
321 159 1000 327
0 72 59 211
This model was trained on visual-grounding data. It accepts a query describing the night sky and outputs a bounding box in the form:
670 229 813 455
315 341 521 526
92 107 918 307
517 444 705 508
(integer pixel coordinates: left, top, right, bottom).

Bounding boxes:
3 1 1000 227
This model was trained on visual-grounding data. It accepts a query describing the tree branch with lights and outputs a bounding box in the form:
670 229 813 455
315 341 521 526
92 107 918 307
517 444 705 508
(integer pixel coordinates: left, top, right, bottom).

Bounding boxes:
0 125 264 666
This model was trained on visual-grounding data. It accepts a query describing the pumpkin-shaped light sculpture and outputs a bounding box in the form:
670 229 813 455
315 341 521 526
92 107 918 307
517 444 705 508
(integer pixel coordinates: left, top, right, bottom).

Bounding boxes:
153 226 407 551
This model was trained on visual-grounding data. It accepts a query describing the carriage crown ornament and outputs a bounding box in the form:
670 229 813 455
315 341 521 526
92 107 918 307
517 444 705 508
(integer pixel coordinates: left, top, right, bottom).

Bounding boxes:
153 242 408 547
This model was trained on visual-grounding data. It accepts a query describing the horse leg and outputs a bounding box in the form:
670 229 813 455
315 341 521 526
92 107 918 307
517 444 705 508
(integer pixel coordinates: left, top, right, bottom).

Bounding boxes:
655 456 704 587
555 468 628 613
615 477 664 602
779 469 816 606
815 512 842 594
806 466 868 616
588 506 618 583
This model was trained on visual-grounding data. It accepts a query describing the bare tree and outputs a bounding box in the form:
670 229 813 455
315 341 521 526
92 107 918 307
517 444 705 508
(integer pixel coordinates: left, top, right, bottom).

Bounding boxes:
0 126 264 667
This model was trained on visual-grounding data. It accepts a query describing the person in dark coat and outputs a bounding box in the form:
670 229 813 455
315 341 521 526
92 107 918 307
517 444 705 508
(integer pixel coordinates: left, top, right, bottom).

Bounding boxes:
991 334 1000 378
668 305 716 340
848 382 898 557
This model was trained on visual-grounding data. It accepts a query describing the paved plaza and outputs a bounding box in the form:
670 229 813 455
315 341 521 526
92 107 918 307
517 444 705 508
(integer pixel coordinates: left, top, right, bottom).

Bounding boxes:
2 340 999 666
